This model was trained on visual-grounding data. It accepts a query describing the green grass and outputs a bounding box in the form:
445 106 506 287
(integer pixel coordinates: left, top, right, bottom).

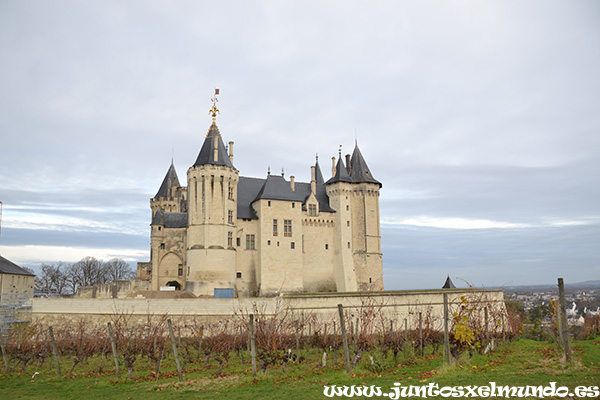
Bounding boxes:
1 339 599 399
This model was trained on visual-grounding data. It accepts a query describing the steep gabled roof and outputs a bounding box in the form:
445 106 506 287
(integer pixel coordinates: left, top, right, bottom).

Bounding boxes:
253 174 306 203
350 144 381 187
237 177 265 219
236 174 335 220
193 121 235 168
0 255 35 276
155 161 180 198
151 208 187 228
325 156 353 185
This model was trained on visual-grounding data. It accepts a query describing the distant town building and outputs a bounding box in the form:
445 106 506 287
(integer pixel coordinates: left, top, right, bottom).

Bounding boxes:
142 94 384 297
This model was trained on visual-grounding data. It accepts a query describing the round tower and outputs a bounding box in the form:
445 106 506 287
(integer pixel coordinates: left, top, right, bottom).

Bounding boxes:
185 94 239 296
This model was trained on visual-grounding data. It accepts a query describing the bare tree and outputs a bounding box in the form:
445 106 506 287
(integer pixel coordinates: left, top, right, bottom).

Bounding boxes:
64 262 82 294
103 258 135 282
37 263 69 295
76 256 108 287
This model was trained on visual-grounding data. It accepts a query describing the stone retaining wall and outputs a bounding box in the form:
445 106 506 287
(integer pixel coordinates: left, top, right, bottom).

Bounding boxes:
32 289 505 329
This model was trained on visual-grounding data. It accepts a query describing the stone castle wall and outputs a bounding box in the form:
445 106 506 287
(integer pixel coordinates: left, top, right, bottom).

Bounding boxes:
35 289 505 330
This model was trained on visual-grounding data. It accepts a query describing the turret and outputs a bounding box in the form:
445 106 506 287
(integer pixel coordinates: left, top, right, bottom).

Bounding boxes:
185 91 239 296
325 155 358 292
348 143 383 291
151 161 185 214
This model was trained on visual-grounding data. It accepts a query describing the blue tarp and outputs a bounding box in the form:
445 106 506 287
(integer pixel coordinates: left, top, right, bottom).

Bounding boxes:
214 288 234 298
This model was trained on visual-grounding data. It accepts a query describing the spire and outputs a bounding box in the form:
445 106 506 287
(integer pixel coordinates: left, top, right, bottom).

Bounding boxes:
325 155 353 184
442 275 456 289
155 161 180 198
314 155 324 184
192 90 235 168
349 143 381 187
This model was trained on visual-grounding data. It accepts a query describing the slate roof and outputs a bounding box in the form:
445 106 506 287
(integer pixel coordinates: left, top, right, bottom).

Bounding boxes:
193 122 235 168
237 163 335 220
237 177 265 219
151 208 188 228
315 160 325 184
325 156 353 184
155 162 180 198
350 145 381 187
442 276 456 289
0 255 35 276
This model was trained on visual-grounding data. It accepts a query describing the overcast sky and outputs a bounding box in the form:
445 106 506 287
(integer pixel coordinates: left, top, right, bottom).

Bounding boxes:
0 0 598 290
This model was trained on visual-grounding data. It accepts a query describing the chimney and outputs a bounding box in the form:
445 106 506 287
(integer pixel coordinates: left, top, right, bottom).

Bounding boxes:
213 136 218 162
331 156 336 177
290 176 295 191
345 154 351 174
228 141 234 164
310 166 316 195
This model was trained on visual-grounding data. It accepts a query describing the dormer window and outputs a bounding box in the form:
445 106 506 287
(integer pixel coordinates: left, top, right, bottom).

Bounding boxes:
308 204 317 216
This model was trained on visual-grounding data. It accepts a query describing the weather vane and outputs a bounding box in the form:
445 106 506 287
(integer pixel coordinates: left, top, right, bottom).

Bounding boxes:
209 88 220 121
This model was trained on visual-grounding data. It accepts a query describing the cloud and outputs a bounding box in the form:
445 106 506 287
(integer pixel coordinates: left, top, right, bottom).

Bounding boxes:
0 1 598 290
0 245 148 270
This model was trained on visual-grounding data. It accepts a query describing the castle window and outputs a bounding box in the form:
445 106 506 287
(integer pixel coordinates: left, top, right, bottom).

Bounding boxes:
325 244 328 250
292 202 295 208
284 220 292 237
347 221 350 227
273 219 278 236
228 210 233 224
237 272 242 279
369 277 372 283
160 243 165 250
236 237 241 247
347 242 351 248
308 204 317 216
268 240 271 245
158 226 161 230
246 234 255 250
346 205 349 211
228 232 233 247
228 184 234 200
268 200 271 207
291 242 295 249
178 265 183 277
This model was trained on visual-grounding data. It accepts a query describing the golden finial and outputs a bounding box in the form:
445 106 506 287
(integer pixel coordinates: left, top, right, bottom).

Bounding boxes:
209 88 220 121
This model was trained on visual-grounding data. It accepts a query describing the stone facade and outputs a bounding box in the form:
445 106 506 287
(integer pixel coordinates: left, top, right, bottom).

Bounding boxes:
0 255 35 299
145 106 383 297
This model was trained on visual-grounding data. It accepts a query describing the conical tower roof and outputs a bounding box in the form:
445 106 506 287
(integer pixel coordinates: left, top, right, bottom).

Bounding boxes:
155 161 180 198
314 158 325 184
325 156 353 184
193 121 235 168
442 275 456 289
350 144 381 187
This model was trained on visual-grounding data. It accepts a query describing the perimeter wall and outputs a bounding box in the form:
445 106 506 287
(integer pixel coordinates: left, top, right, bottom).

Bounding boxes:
32 289 505 330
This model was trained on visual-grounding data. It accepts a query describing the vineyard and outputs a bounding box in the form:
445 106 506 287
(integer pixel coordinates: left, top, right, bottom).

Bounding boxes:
4 293 597 400
0 293 519 381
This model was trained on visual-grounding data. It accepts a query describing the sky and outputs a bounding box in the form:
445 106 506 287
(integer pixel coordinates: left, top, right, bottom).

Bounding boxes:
0 0 598 290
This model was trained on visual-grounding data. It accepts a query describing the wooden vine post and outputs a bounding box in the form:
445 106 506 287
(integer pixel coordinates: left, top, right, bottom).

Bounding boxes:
48 326 61 375
557 278 572 363
107 322 120 379
167 319 183 382
443 293 451 365
337 304 352 373
249 314 257 377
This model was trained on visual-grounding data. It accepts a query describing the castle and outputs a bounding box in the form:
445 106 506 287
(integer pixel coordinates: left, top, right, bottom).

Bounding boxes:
145 94 383 297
